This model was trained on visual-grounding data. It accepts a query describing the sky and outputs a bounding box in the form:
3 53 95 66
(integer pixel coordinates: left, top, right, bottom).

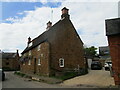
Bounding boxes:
0 0 119 54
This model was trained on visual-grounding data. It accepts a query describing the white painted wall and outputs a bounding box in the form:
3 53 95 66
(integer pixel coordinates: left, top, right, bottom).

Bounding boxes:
87 59 92 69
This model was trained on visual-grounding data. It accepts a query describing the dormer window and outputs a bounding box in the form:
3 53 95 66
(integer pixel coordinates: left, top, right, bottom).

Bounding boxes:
28 42 33 47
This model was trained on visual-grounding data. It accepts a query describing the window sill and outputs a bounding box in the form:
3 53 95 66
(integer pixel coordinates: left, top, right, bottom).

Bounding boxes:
60 66 64 67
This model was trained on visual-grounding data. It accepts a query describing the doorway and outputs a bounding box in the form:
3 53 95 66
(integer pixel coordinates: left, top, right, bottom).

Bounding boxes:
34 58 37 74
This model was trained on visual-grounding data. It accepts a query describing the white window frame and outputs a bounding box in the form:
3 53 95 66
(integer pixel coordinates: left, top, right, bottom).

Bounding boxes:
23 62 25 65
28 42 33 47
23 53 26 57
38 58 41 65
29 50 31 56
38 45 41 51
41 54 43 57
28 59 31 65
59 58 64 67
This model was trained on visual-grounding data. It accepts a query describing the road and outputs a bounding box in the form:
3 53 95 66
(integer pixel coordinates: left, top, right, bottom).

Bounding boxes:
2 71 66 88
1 70 116 88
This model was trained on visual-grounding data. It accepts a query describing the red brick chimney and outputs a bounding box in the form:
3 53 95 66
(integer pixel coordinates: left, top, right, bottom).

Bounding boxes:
46 21 52 31
61 7 70 19
28 37 31 44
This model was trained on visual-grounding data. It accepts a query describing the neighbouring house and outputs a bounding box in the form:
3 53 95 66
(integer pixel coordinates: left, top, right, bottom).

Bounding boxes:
99 46 110 56
99 46 111 66
20 7 87 77
2 50 20 71
105 18 120 85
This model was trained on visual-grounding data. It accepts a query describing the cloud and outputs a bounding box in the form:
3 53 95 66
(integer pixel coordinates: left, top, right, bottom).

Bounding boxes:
61 2 118 47
0 1 118 53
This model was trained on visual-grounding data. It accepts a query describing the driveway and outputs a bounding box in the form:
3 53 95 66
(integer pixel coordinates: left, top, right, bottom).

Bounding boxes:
61 70 115 87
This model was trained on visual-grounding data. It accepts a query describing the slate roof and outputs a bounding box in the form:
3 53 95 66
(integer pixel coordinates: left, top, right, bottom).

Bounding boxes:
2 52 17 59
22 20 61 54
105 18 120 36
22 17 83 54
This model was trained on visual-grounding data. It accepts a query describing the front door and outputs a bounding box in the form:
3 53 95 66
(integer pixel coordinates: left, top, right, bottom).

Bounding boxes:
34 58 37 74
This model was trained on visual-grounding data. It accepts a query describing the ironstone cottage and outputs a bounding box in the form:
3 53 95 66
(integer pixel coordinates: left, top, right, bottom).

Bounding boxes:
2 50 20 71
20 7 87 76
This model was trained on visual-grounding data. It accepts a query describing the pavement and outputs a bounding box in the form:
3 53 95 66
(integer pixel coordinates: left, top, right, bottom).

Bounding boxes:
22 72 63 84
61 69 115 87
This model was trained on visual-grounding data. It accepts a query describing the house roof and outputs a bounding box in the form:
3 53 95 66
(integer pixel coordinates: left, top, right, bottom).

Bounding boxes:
105 18 120 36
22 17 83 54
22 20 61 54
2 52 17 59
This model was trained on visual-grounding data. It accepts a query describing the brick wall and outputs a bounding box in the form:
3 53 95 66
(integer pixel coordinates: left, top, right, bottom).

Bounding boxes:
108 35 120 85
48 19 85 75
20 42 50 76
2 58 19 70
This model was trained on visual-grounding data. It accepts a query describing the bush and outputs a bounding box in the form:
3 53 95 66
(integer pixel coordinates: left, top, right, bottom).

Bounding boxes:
52 68 88 80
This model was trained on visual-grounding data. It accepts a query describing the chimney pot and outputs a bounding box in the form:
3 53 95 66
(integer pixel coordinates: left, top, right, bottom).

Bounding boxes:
61 7 70 19
16 49 19 57
61 7 69 14
28 37 31 44
46 21 52 30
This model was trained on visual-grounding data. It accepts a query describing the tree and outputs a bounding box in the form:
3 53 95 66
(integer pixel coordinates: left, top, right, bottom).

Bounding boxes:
84 46 97 58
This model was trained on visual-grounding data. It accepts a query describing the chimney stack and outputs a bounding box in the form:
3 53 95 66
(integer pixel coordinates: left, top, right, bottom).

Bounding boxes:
46 21 52 31
28 37 31 44
16 49 19 56
61 7 70 19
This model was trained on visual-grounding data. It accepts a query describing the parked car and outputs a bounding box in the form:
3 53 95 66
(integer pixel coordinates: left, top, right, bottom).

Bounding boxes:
91 61 102 70
0 69 5 81
104 61 112 71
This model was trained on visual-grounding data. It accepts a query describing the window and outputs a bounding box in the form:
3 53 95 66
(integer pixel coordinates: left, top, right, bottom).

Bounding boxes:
28 60 31 65
23 53 26 57
41 54 43 57
29 50 31 56
28 42 33 47
38 58 41 65
6 62 9 65
38 45 41 51
59 58 64 67
23 62 25 65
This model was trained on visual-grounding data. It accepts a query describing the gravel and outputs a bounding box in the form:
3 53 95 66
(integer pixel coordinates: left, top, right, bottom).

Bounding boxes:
61 70 115 87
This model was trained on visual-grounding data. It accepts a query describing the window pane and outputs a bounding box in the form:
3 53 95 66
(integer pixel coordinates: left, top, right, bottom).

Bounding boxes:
38 58 41 65
28 60 31 65
29 50 31 55
59 58 64 67
38 45 41 51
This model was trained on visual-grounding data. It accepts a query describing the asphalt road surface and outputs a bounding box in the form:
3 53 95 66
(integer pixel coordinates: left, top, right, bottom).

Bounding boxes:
2 71 66 88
